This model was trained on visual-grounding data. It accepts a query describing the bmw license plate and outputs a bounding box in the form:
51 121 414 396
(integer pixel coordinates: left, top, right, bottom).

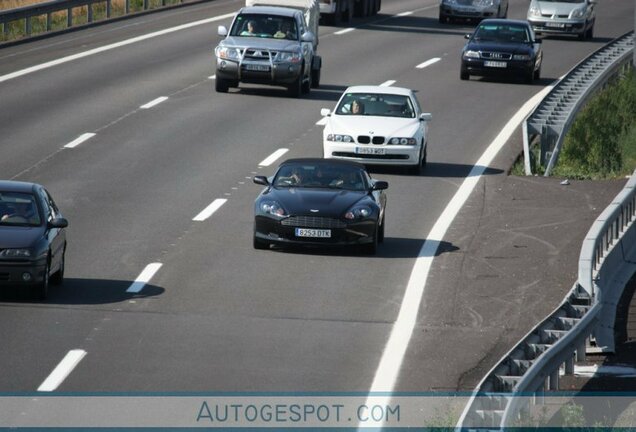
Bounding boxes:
244 64 270 71
356 147 386 155
295 228 331 238
484 61 507 68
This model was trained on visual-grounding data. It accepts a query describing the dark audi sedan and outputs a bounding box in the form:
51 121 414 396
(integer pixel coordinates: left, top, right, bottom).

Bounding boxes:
461 19 542 83
0 181 68 299
253 158 387 254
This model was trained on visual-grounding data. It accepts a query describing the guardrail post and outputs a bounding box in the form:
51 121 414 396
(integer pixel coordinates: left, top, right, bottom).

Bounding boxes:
67 7 73 27
106 0 111 18
144 0 149 10
125 0 130 14
46 12 52 31
549 369 559 390
576 342 586 362
25 16 31 36
88 1 93 23
565 355 574 375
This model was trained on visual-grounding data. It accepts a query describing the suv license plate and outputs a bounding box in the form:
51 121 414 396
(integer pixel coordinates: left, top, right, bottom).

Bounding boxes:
244 64 270 71
356 147 386 155
295 228 331 238
484 61 507 68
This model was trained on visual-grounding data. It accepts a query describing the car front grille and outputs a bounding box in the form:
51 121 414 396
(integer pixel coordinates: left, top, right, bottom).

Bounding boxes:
542 13 568 18
281 216 346 228
357 136 385 144
0 273 9 281
481 51 513 60
243 49 276 60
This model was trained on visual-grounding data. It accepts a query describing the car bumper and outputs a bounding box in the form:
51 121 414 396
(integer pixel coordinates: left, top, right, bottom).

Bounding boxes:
440 5 498 19
323 142 422 166
461 58 535 77
0 261 47 287
216 59 303 86
528 18 587 36
255 215 377 247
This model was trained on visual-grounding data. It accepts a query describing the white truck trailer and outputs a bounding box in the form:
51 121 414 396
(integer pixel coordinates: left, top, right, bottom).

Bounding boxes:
319 0 381 25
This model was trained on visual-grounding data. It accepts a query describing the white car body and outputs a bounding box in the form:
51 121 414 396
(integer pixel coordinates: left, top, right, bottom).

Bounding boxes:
321 86 432 174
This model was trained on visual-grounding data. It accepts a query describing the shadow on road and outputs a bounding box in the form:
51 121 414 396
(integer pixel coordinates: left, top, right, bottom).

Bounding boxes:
368 162 503 178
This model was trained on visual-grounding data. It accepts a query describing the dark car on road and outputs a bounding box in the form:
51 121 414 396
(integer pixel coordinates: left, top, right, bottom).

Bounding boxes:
253 158 387 254
460 18 543 83
0 181 68 300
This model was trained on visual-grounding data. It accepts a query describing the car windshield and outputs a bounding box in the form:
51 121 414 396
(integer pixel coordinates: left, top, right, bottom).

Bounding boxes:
335 93 415 118
0 192 41 226
230 14 298 40
273 163 367 191
473 24 530 43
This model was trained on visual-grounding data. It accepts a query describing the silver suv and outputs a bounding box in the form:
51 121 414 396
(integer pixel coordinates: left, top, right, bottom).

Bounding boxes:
214 6 320 97
527 0 596 40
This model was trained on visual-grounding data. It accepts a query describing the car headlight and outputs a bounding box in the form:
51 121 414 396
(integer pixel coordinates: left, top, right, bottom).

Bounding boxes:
463 50 480 59
389 137 416 145
0 248 32 258
344 205 373 220
528 3 541 17
215 46 240 61
259 200 286 217
327 134 354 143
570 7 585 18
513 54 532 60
275 50 302 64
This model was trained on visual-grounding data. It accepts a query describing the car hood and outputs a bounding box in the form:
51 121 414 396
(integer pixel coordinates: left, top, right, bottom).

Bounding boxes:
325 115 420 139
0 225 43 248
218 37 300 52
466 41 534 54
266 188 368 217
534 1 582 15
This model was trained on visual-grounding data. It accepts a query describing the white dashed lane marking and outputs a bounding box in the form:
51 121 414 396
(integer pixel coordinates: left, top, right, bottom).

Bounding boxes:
63 133 96 149
258 148 289 167
140 96 168 109
193 199 227 222
416 57 441 69
126 263 163 293
38 349 87 392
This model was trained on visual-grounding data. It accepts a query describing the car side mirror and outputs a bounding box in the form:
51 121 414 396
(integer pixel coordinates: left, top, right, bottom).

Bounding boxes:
419 113 432 122
301 31 315 43
253 176 269 186
48 217 68 228
464 34 471 39
320 108 331 117
372 181 388 190
218 25 228 36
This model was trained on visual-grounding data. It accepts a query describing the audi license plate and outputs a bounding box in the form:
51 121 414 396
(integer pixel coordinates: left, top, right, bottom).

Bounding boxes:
295 228 331 238
484 61 507 68
244 64 270 72
356 147 386 155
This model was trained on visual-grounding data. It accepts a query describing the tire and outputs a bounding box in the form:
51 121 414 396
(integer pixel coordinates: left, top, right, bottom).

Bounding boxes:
361 228 378 255
215 77 229 93
534 64 541 81
422 145 427 168
586 24 594 39
343 0 353 22
229 79 239 88
34 261 50 300
50 247 65 285
525 68 535 84
378 214 385 243
253 236 269 250
460 68 469 80
578 22 588 40
311 67 321 88
288 74 302 98
439 12 447 23
407 148 423 175
301 68 311 94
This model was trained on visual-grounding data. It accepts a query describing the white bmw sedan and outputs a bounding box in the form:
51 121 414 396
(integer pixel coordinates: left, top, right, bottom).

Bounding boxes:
321 86 432 174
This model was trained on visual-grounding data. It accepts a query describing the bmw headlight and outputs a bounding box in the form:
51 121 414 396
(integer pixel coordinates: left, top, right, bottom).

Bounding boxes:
260 200 286 217
389 137 416 145
344 205 373 220
570 7 585 18
0 248 31 258
275 50 302 64
215 46 240 61
528 2 541 17
463 50 480 59
513 54 532 60
327 134 354 143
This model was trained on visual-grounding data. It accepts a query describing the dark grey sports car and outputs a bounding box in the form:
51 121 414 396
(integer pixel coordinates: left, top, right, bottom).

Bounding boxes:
253 158 388 254
0 181 68 300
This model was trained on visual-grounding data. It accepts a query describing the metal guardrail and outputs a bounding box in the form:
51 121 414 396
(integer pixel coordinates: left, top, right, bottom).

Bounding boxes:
457 168 636 429
0 0 204 42
522 31 634 176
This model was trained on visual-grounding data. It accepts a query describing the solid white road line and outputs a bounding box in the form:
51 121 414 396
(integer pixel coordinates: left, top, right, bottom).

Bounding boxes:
396 11 414 16
37 349 87 392
379 80 396 87
193 198 227 222
140 96 168 109
126 263 163 293
259 148 289 167
416 57 441 69
0 12 236 83
335 27 355 35
361 83 555 428
63 133 96 149
209 75 216 80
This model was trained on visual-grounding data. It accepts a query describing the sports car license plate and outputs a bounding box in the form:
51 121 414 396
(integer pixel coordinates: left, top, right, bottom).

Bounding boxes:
356 147 386 155
244 64 270 71
545 22 565 28
484 61 507 68
295 228 331 238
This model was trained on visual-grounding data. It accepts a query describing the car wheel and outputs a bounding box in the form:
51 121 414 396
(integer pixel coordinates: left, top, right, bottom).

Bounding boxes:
534 64 541 80
34 261 50 300
311 67 321 88
525 68 535 84
50 247 65 285
229 80 239 88
253 236 269 250
378 214 385 243
361 229 378 255
215 77 229 93
460 68 469 80
301 72 311 94
578 22 588 40
288 75 302 98
421 145 427 168
438 12 447 23
344 0 353 22
586 24 594 39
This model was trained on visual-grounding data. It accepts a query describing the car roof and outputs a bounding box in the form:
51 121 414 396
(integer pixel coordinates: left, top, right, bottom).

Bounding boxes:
342 85 413 96
279 158 367 170
0 180 37 194
239 6 299 17
478 18 531 27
